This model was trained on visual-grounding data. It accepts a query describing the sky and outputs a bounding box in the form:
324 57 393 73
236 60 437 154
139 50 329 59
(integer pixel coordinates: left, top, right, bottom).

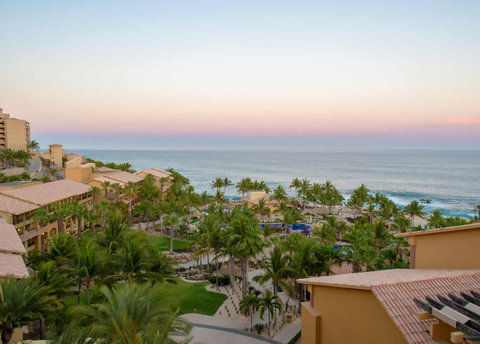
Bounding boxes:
0 0 479 149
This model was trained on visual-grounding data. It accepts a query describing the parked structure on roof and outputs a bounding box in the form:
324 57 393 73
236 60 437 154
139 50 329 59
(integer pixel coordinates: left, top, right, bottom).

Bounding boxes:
299 222 480 344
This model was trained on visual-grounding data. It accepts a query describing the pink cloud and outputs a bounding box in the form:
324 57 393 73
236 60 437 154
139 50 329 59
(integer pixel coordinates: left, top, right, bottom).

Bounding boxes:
440 117 480 125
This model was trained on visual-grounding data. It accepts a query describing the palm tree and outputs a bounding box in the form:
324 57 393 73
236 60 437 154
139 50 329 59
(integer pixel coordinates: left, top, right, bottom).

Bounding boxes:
90 186 101 204
271 185 287 202
101 180 111 198
73 283 191 344
27 140 40 151
289 178 302 198
111 183 123 202
474 205 480 220
239 290 261 332
211 177 224 194
163 214 179 254
258 290 282 335
45 232 77 268
0 278 58 344
236 178 253 198
428 209 444 228
391 215 410 233
312 217 338 245
254 246 296 295
73 241 103 304
124 181 139 218
253 198 272 220
404 200 426 227
344 222 377 273
222 177 233 194
228 207 264 297
97 216 129 256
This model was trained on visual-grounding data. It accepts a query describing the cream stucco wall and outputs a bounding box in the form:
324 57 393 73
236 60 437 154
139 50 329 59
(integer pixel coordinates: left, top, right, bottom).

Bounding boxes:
301 285 407 344
0 109 30 151
410 227 480 269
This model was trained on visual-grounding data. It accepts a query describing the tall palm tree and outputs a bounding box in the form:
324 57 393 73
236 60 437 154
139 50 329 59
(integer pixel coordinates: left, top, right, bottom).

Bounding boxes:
0 278 58 344
228 207 264 297
253 246 296 295
289 178 302 198
222 177 233 194
258 290 282 336
163 214 179 254
90 186 101 205
101 181 111 198
403 200 426 227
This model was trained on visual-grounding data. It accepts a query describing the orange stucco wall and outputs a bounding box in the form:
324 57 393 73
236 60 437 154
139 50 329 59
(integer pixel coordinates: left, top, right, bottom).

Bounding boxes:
411 227 480 269
302 285 407 344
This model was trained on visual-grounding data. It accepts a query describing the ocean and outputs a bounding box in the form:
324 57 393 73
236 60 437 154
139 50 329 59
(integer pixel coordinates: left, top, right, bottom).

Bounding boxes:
74 149 480 218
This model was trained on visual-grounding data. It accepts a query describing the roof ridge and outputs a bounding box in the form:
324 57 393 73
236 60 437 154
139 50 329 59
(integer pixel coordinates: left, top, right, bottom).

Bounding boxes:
0 191 42 206
371 270 480 289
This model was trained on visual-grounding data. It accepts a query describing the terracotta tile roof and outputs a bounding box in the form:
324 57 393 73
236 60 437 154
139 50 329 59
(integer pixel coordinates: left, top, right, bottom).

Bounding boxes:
395 223 480 238
139 168 173 180
92 176 126 187
0 252 29 278
298 269 478 289
0 194 39 215
372 272 480 344
0 179 91 206
96 166 118 172
106 171 144 184
0 219 26 254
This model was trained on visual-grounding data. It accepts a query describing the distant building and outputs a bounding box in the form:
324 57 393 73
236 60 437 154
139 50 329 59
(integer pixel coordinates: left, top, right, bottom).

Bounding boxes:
0 108 30 151
299 222 480 344
40 144 65 167
136 167 174 191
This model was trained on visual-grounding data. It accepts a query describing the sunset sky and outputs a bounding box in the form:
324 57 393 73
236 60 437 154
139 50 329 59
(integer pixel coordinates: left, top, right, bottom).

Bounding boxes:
1 1 479 149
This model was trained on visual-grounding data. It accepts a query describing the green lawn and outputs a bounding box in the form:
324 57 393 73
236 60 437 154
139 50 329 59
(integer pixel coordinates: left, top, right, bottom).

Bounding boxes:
150 236 192 251
154 279 227 315
63 279 226 316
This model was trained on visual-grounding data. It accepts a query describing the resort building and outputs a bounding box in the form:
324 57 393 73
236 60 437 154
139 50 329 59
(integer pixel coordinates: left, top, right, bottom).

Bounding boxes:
243 191 279 210
0 108 30 151
299 222 480 344
395 222 480 269
136 167 173 191
0 219 28 279
64 159 95 183
86 170 143 207
0 179 92 254
40 144 65 167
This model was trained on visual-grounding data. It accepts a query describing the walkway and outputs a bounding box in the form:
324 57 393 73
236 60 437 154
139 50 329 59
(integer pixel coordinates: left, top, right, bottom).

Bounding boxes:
182 314 281 344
